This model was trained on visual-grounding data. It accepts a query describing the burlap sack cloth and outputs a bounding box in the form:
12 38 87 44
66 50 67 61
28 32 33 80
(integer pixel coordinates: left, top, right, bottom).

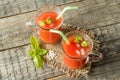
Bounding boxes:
33 24 103 78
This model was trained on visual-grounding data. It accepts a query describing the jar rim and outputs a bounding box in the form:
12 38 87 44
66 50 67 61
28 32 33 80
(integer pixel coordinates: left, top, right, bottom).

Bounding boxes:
35 4 64 30
61 30 93 59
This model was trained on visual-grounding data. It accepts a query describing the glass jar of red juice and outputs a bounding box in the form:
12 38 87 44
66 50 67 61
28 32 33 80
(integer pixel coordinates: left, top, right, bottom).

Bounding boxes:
35 4 63 44
62 30 93 69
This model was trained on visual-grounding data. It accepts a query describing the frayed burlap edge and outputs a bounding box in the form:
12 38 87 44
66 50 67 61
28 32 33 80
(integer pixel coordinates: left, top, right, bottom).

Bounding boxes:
30 24 102 78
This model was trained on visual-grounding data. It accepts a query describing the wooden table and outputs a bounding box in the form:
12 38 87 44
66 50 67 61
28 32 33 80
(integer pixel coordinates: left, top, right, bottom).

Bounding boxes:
0 0 120 80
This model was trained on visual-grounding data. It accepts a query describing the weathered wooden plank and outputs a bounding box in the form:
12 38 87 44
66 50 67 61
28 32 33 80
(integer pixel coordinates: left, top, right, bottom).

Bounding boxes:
5 50 16 80
0 0 120 19
0 0 85 18
45 0 55 4
0 0 37 18
0 38 120 80
87 38 120 80
64 0 74 3
0 0 8 6
0 0 120 20
95 0 106 5
47 61 120 80
89 61 120 80
0 46 64 80
0 11 35 50
0 1 120 79
0 2 120 51
64 2 120 30
46 39 120 80
0 51 9 80
0 25 120 80
91 23 120 42
54 0 64 5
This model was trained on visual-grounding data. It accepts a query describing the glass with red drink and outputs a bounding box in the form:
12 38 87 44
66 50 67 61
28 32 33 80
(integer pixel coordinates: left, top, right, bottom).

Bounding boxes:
62 30 93 69
35 4 63 44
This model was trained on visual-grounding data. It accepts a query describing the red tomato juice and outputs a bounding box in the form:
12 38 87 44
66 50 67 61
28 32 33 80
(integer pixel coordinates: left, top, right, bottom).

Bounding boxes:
62 36 92 69
35 12 63 43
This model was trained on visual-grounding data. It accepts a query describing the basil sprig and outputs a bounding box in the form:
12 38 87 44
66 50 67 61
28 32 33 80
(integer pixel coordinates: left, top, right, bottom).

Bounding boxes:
28 36 47 68
74 36 89 47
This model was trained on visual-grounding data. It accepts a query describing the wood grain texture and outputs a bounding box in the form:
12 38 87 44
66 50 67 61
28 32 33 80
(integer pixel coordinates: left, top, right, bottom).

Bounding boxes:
43 26 120 80
0 0 83 18
0 0 120 80
45 39 120 80
0 11 35 50
0 25 119 80
0 46 64 80
63 1 120 30
0 1 120 50
0 0 120 19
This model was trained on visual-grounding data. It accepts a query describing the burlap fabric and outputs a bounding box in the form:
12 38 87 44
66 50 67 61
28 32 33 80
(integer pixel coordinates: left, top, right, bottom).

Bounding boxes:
32 24 103 78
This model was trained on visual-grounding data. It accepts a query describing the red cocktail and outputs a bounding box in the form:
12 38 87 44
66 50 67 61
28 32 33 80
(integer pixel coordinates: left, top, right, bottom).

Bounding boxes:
35 4 63 43
62 30 93 69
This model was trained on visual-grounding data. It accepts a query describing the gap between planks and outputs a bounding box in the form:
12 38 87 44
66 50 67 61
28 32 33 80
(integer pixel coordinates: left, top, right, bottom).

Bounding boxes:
45 74 66 80
0 0 84 19
0 0 119 19
0 32 119 52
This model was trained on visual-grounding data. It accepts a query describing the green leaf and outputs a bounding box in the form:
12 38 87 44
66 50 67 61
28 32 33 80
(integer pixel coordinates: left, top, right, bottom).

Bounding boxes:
30 36 39 50
81 41 88 47
28 50 36 57
74 36 82 43
39 21 45 26
46 18 53 24
38 48 47 55
33 55 43 68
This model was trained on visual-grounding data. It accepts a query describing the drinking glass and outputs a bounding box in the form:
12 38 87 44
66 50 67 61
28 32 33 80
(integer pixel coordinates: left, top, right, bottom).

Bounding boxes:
61 30 93 69
35 4 63 44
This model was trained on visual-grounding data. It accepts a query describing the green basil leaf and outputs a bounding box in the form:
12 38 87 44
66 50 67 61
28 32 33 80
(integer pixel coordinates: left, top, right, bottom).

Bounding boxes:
39 21 45 26
28 50 35 57
30 36 39 50
38 48 47 55
46 18 53 24
33 55 43 68
81 41 88 47
74 36 82 43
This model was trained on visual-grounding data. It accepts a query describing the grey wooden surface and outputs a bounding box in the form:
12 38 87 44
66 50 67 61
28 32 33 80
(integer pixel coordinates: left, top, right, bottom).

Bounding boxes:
0 0 120 80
